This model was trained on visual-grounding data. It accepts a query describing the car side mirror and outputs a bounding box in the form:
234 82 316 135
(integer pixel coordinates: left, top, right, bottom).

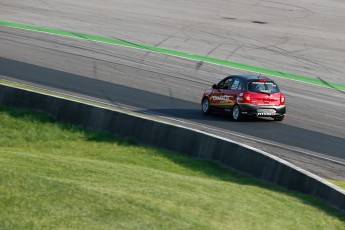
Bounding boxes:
212 84 217 89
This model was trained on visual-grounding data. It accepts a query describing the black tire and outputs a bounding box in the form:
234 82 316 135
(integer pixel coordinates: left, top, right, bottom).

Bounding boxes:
273 115 285 121
201 98 212 115
232 104 243 121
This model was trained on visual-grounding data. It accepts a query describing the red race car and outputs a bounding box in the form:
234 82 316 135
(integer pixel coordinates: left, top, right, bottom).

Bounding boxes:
201 75 286 121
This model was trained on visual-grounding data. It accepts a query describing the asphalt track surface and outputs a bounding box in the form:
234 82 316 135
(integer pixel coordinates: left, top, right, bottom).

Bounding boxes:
0 0 345 181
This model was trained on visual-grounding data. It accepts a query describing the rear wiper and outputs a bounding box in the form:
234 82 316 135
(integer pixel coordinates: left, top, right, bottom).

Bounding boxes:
257 91 271 96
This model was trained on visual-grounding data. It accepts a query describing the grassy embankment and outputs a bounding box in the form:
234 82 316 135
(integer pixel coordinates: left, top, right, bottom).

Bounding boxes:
0 106 344 229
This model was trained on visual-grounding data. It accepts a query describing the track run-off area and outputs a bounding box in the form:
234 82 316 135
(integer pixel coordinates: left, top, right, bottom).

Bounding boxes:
0 0 345 181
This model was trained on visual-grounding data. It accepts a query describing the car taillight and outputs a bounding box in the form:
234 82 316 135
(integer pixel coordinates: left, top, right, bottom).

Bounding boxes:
280 94 285 105
243 93 251 103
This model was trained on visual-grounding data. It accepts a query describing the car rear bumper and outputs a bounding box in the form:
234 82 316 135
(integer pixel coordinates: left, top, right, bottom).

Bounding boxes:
239 104 286 117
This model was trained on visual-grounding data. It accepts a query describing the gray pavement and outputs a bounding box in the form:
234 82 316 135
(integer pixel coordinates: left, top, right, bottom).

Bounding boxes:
1 0 345 85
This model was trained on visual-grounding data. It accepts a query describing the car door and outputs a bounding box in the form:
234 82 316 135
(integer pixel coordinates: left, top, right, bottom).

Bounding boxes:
209 77 233 109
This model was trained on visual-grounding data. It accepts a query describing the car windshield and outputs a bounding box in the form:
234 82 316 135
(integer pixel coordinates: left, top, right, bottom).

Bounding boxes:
248 81 280 94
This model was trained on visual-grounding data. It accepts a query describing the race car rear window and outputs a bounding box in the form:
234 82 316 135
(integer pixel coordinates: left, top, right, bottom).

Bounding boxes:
248 81 280 93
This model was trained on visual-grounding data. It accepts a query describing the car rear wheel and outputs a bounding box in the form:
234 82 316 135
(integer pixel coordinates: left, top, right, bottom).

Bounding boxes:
202 98 212 115
232 104 243 121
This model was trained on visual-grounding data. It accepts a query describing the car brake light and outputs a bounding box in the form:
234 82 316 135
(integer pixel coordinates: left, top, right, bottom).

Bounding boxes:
259 79 267 82
280 94 285 104
243 93 251 103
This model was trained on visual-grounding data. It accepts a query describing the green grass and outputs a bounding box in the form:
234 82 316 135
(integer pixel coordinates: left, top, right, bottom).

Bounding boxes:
0 106 344 229
328 180 345 190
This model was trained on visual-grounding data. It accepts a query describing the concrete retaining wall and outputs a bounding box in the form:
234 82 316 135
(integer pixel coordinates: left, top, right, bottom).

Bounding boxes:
1 83 344 213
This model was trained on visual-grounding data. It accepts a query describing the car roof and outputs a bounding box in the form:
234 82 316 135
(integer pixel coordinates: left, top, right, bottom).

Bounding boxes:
226 75 274 81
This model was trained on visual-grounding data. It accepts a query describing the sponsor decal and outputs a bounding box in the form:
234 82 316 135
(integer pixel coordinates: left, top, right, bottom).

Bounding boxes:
252 82 275 85
257 113 275 116
212 95 232 102
257 108 276 116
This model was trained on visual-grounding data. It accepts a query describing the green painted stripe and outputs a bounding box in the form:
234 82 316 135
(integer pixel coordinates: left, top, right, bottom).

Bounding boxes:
1 21 344 91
